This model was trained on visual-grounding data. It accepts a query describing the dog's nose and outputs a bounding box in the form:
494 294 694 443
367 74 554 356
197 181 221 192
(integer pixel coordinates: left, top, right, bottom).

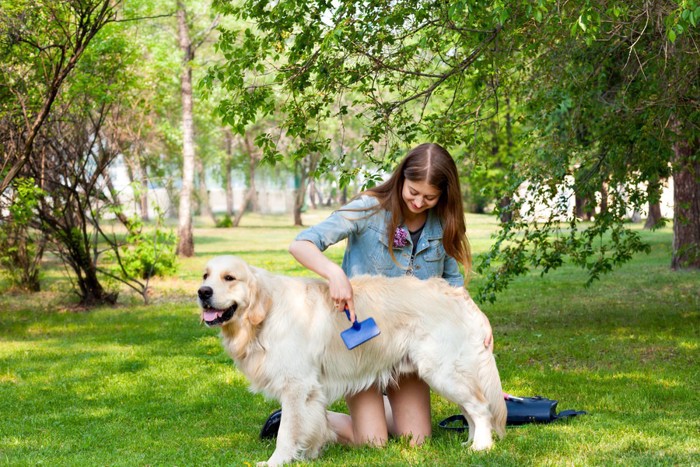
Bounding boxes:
198 286 213 301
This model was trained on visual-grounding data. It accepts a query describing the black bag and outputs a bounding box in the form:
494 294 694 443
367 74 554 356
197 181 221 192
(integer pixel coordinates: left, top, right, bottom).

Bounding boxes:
504 395 586 425
438 395 586 431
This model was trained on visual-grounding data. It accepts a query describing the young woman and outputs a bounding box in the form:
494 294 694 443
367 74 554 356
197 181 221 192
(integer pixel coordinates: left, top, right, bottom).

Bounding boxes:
284 142 493 446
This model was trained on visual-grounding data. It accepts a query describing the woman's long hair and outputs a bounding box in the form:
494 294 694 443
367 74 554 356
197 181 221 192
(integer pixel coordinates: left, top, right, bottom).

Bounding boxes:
365 143 472 276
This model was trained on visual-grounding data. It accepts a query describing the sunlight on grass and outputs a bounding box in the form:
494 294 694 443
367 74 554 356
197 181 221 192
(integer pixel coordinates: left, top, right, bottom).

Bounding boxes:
1 210 698 465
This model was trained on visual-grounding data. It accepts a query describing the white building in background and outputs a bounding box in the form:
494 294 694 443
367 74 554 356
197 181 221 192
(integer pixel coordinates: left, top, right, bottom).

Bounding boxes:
515 175 674 222
108 155 674 221
107 155 297 219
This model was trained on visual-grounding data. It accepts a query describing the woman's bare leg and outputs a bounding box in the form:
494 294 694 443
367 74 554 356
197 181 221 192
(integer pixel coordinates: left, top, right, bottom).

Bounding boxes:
327 386 388 446
386 373 431 446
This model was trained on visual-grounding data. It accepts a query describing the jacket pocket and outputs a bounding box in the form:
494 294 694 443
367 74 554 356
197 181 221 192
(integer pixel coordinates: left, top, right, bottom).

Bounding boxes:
423 240 445 262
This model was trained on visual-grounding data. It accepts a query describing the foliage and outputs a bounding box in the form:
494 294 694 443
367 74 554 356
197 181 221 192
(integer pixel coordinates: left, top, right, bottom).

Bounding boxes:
215 214 234 227
0 0 119 193
208 0 700 298
107 215 177 280
209 0 505 174
0 178 45 291
474 1 699 299
99 206 177 304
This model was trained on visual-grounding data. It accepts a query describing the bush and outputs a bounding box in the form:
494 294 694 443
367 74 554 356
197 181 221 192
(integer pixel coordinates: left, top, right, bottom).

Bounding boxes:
106 214 177 281
0 178 45 291
215 214 233 228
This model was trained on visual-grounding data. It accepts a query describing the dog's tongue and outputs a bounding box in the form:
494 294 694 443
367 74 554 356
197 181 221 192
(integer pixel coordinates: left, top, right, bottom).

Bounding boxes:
202 310 224 322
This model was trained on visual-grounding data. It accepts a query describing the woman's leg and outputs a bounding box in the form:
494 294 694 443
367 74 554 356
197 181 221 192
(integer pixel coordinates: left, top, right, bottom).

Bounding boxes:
327 386 388 446
386 373 432 446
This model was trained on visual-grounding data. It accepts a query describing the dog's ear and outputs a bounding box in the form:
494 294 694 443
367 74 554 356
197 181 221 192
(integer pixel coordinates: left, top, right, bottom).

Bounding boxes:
246 270 271 326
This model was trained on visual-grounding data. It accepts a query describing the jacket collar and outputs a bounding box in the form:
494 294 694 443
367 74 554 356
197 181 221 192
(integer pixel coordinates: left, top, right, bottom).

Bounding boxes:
413 208 443 254
378 207 444 251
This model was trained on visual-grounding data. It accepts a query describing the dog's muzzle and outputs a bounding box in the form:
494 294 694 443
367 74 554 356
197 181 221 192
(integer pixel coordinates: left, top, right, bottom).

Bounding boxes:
198 286 237 326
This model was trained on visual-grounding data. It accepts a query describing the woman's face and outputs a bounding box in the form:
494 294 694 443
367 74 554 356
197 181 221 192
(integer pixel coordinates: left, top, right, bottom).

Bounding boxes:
401 179 441 215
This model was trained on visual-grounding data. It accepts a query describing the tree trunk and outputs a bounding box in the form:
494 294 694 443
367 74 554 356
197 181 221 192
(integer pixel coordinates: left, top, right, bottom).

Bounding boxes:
176 3 195 257
233 187 255 227
293 160 308 226
671 138 700 269
224 130 234 217
644 201 662 229
124 153 150 221
643 177 663 229
308 180 318 209
80 265 118 306
599 181 609 215
232 134 260 226
498 195 513 223
196 157 216 224
63 235 118 306
293 186 305 226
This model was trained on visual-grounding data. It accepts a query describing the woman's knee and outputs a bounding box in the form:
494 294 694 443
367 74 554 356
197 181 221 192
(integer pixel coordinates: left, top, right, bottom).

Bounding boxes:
387 374 432 445
346 387 389 446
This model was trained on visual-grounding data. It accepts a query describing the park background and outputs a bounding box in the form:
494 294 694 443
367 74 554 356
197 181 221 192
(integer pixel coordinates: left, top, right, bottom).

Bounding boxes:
1 1 699 465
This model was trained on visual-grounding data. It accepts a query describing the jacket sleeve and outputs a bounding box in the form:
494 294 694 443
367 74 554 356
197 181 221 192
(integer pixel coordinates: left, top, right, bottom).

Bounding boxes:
442 255 465 287
294 196 376 252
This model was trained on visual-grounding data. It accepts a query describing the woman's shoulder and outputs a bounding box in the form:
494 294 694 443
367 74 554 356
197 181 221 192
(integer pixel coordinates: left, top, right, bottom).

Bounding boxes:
340 194 381 211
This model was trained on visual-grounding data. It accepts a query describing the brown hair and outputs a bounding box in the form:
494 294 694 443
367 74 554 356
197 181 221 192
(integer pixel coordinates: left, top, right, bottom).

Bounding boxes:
364 143 472 276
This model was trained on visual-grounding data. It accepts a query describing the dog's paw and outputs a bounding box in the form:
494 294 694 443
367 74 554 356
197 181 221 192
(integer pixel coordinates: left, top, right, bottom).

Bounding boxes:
464 436 494 451
259 453 290 466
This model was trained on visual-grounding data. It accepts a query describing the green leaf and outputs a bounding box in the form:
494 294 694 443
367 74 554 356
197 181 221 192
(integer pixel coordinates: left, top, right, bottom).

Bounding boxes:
577 14 587 32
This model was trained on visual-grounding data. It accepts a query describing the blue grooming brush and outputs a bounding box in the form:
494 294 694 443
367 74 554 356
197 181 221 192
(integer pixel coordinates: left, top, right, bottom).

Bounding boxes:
341 305 381 350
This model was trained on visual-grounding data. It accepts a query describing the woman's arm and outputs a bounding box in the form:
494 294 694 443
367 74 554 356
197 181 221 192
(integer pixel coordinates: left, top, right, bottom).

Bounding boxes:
458 287 494 352
289 240 357 321
442 255 465 287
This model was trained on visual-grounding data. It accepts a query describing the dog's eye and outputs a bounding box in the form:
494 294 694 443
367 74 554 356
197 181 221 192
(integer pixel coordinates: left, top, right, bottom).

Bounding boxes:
203 273 208 280
224 275 236 282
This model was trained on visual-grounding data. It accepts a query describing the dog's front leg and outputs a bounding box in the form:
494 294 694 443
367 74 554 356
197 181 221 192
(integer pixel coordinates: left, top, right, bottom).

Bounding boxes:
261 385 333 466
262 403 301 466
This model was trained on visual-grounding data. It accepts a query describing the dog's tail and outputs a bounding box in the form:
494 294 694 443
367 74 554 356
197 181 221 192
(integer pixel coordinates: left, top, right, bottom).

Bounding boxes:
481 352 507 439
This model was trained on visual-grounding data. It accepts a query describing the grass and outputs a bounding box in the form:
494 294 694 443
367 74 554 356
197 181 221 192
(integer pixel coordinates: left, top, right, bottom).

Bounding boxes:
1 210 698 466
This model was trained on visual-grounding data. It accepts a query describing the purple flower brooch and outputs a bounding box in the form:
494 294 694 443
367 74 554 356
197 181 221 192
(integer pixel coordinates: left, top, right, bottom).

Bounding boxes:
393 227 408 248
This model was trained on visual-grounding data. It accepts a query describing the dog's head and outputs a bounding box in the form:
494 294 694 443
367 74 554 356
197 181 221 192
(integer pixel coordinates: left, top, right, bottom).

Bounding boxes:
198 255 265 327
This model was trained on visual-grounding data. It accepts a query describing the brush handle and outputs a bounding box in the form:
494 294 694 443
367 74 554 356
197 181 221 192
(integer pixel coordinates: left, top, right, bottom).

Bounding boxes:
343 306 360 328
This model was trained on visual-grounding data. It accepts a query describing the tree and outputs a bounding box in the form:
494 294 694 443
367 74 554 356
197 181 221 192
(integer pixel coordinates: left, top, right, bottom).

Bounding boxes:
0 177 45 291
29 98 121 305
173 1 220 256
1 0 180 304
0 0 119 194
476 1 699 301
212 0 505 178
212 0 698 301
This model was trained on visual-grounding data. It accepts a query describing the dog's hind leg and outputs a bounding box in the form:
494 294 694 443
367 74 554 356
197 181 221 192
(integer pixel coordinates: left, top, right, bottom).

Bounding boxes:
422 370 495 451
460 396 494 451
461 411 475 444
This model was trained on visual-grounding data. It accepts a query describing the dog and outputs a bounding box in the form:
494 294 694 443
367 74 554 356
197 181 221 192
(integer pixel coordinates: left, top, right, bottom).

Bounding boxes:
198 255 506 465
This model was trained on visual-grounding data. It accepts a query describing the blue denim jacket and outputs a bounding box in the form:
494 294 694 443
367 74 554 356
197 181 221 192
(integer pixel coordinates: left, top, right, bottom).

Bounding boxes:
295 195 464 287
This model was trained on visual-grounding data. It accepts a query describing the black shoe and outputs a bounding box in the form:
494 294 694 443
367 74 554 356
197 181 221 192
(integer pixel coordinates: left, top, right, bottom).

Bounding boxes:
260 409 282 439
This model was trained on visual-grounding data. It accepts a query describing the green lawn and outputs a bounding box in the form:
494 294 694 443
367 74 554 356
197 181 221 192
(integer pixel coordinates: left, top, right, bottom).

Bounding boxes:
1 211 698 466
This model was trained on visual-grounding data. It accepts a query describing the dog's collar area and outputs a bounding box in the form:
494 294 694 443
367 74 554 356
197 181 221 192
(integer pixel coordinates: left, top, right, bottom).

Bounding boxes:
202 304 237 327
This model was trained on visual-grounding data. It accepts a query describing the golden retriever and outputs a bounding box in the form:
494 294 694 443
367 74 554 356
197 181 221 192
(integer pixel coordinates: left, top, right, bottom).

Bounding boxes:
198 255 506 465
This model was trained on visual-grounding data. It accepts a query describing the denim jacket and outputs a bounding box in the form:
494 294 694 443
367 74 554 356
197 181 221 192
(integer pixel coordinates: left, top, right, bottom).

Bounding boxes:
295 195 464 287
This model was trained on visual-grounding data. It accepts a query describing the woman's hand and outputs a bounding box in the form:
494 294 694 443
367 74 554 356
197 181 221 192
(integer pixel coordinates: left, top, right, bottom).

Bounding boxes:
289 240 357 321
459 286 494 352
328 269 356 322
480 311 494 352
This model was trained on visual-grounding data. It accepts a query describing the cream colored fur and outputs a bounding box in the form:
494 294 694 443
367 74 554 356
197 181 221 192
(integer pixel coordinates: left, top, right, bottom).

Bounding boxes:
198 255 506 466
